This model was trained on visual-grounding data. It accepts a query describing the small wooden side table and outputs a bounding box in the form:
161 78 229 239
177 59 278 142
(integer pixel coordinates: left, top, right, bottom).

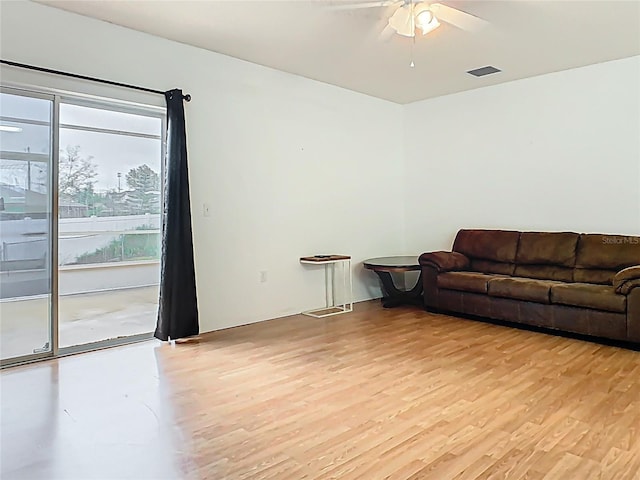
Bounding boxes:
300 255 353 318
363 256 423 308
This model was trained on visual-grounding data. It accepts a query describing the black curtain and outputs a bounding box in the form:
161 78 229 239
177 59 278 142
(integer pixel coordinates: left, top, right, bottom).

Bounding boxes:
154 89 199 341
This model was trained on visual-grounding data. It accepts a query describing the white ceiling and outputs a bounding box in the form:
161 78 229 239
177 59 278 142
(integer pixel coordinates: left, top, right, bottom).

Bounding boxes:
36 0 640 104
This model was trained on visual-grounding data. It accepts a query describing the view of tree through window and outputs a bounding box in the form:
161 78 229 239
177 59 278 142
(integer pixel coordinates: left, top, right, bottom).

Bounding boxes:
58 103 163 266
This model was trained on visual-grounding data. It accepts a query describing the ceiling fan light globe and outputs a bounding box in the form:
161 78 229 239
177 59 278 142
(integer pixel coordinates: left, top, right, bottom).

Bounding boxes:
418 16 440 35
388 5 414 37
414 5 440 35
415 9 433 26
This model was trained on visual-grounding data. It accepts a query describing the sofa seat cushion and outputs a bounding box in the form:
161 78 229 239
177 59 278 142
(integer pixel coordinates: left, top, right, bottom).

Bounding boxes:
437 272 494 294
550 283 626 313
487 277 561 304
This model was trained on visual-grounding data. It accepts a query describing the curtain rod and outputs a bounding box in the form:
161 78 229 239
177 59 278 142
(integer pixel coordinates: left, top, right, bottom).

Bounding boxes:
0 59 191 102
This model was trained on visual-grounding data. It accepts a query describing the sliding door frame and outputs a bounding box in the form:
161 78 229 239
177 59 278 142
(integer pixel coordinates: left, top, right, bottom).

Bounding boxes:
0 86 56 366
51 94 60 358
1 84 165 368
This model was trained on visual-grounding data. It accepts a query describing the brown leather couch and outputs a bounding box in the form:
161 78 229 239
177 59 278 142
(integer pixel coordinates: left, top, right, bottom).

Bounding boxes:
419 230 640 343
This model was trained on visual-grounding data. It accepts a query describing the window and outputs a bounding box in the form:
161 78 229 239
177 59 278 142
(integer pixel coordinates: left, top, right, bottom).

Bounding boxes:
58 102 163 266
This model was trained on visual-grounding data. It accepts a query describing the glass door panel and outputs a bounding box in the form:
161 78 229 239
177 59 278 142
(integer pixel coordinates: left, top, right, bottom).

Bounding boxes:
57 102 162 349
0 90 53 361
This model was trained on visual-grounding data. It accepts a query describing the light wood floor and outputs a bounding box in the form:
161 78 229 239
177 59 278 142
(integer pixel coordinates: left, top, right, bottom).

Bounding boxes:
1 301 639 479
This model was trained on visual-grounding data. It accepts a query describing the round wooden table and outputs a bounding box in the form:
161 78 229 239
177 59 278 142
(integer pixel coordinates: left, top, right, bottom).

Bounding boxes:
363 256 423 308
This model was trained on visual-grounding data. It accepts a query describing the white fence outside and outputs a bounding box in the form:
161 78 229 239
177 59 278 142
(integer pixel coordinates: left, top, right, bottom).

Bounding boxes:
59 214 161 234
1 214 160 264
1 214 161 298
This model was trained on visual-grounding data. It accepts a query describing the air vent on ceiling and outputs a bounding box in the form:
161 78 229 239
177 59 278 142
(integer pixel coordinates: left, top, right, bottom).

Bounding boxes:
467 66 501 77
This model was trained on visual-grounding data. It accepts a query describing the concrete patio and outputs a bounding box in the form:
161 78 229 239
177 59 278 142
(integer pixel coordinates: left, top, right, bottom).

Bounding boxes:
0 285 158 360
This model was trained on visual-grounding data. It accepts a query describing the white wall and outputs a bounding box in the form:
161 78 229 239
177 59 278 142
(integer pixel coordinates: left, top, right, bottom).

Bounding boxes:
1 1 406 332
404 56 640 253
3 2 638 335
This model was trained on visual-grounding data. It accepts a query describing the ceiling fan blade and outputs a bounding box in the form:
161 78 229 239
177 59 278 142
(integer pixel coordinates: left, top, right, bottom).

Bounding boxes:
430 3 489 32
328 1 397 10
379 23 396 42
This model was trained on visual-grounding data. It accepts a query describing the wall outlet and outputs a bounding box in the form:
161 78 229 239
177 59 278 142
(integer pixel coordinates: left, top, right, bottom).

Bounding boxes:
203 203 211 217
260 271 268 283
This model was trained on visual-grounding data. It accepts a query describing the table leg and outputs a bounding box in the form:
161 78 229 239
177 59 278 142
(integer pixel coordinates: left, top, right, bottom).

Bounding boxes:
375 271 423 308
331 262 335 306
324 264 330 308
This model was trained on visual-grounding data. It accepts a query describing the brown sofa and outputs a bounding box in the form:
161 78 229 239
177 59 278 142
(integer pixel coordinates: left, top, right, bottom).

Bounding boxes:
419 230 640 343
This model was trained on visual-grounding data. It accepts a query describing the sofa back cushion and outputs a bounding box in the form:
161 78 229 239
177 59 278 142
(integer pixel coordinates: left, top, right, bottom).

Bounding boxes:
450 230 640 285
469 259 515 275
516 232 579 267
512 232 578 282
574 234 640 285
513 264 574 282
453 229 520 275
573 268 615 285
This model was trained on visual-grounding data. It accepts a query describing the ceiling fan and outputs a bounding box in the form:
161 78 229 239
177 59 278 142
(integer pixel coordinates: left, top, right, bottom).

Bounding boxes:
331 0 489 39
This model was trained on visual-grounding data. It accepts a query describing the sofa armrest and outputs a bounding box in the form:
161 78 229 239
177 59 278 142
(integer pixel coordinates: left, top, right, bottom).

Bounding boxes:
614 266 640 294
419 251 470 272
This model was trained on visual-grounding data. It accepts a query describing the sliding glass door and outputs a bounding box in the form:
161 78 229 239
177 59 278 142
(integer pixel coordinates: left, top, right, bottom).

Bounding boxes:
1 86 163 365
57 101 163 349
0 89 55 362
